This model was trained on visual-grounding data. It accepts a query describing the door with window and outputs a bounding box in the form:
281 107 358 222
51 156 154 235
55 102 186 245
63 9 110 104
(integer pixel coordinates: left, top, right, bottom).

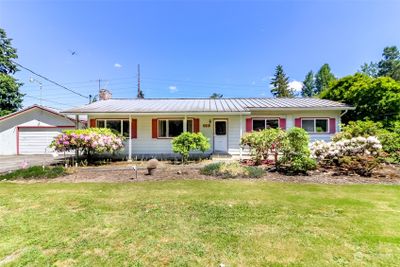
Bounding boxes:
214 120 228 153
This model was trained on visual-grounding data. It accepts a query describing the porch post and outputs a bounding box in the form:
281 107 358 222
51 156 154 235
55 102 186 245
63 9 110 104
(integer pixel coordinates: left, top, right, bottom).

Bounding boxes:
75 115 79 160
128 114 132 161
183 115 187 132
239 114 243 160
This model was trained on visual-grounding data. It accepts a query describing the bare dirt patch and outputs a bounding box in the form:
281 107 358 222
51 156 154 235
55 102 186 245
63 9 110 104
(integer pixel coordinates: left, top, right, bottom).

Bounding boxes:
9 160 400 185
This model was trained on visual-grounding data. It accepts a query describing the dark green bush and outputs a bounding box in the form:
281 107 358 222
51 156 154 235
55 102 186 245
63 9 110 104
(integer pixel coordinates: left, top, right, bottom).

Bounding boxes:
0 166 66 180
277 128 317 175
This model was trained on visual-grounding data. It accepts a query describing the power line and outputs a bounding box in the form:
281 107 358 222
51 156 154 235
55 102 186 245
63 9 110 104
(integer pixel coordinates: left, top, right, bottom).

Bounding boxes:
13 61 89 99
24 95 78 108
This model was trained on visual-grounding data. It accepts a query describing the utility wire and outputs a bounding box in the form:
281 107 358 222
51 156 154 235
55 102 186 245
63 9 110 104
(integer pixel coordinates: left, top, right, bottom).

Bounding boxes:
24 95 78 108
13 61 89 99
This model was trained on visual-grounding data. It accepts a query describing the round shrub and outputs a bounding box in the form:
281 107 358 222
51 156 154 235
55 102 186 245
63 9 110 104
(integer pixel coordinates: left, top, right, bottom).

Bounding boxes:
172 132 210 163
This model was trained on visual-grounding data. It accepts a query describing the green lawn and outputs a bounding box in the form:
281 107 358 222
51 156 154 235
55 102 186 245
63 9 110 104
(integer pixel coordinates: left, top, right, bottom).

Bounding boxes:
0 180 399 266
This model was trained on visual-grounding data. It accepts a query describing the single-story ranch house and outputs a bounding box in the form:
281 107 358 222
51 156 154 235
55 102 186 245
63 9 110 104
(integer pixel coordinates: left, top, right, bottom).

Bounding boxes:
62 97 354 159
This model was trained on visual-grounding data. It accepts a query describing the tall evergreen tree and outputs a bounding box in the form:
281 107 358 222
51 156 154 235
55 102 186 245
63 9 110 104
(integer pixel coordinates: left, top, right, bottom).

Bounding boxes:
378 46 400 81
270 65 294 98
301 70 315 97
315 63 335 94
0 28 23 116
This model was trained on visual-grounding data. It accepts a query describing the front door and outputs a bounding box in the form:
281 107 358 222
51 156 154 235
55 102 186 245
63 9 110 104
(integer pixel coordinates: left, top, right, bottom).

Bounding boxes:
214 120 228 153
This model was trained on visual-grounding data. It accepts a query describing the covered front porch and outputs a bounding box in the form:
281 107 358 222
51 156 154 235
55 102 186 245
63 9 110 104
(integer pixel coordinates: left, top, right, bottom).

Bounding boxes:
71 112 248 160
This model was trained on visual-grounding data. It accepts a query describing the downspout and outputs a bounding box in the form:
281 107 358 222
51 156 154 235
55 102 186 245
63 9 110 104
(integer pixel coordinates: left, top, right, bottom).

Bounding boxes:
239 114 243 160
128 114 132 161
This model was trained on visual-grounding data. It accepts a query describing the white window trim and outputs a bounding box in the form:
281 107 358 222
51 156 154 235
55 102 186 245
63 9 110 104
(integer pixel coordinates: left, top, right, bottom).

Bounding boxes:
96 119 129 136
252 118 280 130
301 118 329 134
157 119 194 138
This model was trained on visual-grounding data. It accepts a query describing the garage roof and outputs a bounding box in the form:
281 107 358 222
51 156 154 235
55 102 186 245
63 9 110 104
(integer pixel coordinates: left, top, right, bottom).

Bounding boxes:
0 105 78 123
62 98 354 114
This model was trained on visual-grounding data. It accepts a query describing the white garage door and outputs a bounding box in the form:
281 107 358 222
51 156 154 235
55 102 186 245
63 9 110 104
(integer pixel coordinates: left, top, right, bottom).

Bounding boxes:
19 127 73 154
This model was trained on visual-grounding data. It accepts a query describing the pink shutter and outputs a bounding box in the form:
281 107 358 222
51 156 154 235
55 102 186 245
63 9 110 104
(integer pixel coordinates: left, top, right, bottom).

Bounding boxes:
329 118 336 134
279 118 286 130
295 118 302 128
193 118 200 133
294 118 302 128
246 118 252 132
131 119 137 139
152 119 158 138
90 119 96 128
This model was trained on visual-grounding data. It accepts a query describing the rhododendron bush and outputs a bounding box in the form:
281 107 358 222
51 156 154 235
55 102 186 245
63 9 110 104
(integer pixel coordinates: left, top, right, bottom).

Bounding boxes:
50 128 124 158
310 136 383 176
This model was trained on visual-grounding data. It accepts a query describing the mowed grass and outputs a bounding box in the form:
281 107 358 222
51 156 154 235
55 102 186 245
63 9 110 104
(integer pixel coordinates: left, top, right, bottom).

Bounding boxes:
0 181 399 266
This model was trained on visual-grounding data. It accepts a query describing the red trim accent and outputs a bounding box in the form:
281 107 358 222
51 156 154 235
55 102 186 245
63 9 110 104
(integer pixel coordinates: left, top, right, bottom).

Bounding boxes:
152 119 158 138
193 118 200 133
90 119 96 127
0 105 76 123
329 118 336 134
295 118 301 128
131 119 137 138
16 125 74 155
279 118 286 130
246 118 252 132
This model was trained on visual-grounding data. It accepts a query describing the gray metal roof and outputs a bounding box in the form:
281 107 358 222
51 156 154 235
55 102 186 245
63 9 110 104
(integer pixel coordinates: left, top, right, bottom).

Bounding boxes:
62 98 354 114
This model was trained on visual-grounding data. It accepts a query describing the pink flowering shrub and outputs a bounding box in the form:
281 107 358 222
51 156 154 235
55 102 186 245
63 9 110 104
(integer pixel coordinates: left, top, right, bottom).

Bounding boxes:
50 128 124 159
310 136 383 176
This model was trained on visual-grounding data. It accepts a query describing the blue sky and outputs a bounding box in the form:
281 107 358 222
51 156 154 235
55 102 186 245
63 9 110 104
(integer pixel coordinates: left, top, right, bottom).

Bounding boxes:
1 0 399 110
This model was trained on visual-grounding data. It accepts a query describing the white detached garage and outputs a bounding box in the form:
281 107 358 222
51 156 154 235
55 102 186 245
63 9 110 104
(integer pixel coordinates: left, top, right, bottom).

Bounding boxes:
0 105 79 155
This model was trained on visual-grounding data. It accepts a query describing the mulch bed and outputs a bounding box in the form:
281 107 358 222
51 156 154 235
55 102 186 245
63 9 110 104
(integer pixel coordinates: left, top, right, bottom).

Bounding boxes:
11 160 400 185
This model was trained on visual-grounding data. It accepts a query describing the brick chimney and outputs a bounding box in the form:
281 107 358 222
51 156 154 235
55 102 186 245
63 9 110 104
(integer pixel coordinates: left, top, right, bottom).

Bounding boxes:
99 89 112 100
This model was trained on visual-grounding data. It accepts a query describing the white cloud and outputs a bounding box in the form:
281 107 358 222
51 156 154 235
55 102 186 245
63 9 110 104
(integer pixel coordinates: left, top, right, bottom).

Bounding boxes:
114 63 122 68
288 80 303 92
251 81 256 85
169 85 178 93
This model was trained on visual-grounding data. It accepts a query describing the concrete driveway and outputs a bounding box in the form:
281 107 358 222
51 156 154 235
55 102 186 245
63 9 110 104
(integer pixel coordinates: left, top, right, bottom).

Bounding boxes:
0 155 63 173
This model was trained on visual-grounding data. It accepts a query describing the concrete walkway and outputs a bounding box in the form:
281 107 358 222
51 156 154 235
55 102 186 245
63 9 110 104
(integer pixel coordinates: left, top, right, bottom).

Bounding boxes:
0 155 63 173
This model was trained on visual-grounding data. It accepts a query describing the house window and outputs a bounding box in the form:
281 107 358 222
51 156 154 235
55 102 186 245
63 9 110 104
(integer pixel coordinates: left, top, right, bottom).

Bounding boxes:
301 118 328 133
158 119 193 138
252 118 279 131
96 119 130 137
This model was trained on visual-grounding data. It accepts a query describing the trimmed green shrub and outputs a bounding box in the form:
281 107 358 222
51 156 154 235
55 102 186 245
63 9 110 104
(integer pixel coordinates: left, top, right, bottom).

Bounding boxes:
200 162 264 178
172 132 210 163
0 166 66 180
240 128 287 165
277 128 317 174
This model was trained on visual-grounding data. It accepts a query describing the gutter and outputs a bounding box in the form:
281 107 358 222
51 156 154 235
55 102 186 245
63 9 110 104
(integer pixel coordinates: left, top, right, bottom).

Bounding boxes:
60 111 252 116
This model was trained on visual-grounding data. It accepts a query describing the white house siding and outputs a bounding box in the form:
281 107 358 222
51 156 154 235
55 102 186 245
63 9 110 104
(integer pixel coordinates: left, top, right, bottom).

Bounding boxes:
89 109 341 157
0 108 76 155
